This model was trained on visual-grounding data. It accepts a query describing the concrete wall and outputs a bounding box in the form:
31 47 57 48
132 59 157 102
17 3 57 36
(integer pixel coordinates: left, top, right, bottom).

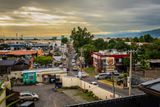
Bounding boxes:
8 71 22 79
0 89 6 107
62 76 80 87
62 76 120 100
144 69 160 79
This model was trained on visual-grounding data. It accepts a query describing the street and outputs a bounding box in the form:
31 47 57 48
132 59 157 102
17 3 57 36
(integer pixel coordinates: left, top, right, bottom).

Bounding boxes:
13 84 76 107
68 70 143 97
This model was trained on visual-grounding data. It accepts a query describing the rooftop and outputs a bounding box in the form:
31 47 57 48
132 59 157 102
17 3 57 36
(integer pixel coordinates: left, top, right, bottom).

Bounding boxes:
0 50 37 56
22 67 66 73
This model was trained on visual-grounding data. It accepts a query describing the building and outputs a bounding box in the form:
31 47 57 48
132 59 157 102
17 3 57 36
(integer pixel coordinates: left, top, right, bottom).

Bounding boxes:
0 59 31 75
92 50 129 72
21 68 67 84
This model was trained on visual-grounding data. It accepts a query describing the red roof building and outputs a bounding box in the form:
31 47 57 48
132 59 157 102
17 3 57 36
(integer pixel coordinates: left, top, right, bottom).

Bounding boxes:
92 50 129 72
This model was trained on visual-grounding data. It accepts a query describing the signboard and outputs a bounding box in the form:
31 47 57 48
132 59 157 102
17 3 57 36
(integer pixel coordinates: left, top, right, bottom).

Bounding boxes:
106 57 115 71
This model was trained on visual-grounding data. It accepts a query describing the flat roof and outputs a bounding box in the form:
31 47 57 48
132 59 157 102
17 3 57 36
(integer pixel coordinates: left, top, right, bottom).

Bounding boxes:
22 68 66 73
0 50 37 56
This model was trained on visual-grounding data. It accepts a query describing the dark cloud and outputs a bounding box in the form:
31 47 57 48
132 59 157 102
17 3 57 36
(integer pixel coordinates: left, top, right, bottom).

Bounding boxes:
0 0 160 35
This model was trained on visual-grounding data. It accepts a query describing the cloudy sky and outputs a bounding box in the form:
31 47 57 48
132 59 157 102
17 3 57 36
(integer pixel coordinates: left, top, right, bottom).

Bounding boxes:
0 0 160 37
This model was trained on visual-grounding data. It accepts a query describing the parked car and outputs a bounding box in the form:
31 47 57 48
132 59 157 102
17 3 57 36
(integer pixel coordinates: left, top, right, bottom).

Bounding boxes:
76 71 89 78
19 92 39 102
91 81 99 86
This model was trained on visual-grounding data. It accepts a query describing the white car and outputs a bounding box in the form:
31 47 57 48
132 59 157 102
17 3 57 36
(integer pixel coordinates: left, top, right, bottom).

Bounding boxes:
76 71 89 78
20 91 39 102
91 81 99 86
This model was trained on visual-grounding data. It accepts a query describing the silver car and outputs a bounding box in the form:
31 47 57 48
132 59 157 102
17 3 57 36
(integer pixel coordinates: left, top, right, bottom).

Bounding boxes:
20 92 39 102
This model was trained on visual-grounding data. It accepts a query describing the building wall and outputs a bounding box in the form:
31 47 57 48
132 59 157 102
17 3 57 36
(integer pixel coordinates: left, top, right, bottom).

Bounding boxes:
37 72 67 83
8 71 22 79
62 76 120 100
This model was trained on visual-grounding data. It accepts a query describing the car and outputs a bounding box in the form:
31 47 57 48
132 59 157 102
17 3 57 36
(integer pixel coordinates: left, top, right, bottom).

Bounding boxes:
72 66 78 71
91 81 99 86
59 64 63 68
95 73 111 80
76 71 89 78
19 92 39 102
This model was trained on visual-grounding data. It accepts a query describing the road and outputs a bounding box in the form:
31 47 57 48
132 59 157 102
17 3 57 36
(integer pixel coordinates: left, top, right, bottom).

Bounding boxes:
66 46 143 97
68 69 143 97
13 84 76 107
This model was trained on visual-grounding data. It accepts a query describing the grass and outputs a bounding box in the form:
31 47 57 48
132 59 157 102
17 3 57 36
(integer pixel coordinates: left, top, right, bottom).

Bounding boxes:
74 89 99 102
99 79 123 89
99 79 113 86
84 67 97 76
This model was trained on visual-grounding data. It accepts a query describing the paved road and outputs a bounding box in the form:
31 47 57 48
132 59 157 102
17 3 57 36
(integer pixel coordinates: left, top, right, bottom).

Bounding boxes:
68 70 143 97
13 84 76 107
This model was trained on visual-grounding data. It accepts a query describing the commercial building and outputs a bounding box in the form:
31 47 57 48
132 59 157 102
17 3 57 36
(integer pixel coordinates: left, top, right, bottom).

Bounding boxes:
22 68 67 84
92 50 129 72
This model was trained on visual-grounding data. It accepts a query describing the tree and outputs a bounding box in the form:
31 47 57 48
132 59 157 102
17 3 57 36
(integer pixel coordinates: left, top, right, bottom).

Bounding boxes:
81 44 97 66
34 56 52 66
93 38 105 50
108 39 116 49
0 44 10 50
143 34 154 42
61 37 68 44
133 37 139 42
139 36 144 42
70 26 94 51
51 37 57 40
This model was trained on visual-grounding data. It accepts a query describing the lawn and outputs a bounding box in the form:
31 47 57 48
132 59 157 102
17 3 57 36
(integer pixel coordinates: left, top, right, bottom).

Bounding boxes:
74 89 99 102
83 67 97 76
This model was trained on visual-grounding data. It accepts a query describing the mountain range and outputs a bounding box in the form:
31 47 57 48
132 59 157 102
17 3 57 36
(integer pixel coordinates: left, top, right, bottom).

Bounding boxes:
96 28 160 38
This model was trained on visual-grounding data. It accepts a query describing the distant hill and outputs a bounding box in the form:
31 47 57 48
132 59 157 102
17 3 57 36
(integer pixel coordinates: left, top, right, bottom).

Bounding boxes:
140 29 160 38
96 28 160 38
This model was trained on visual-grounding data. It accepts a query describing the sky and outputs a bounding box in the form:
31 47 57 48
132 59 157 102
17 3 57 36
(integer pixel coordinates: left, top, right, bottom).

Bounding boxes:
0 0 160 37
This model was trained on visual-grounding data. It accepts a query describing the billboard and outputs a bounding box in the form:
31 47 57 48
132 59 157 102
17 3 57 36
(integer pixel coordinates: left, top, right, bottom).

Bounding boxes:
106 57 115 71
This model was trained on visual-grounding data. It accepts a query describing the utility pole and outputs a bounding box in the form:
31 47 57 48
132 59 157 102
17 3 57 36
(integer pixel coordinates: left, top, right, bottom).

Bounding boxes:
129 51 132 96
111 72 116 98
80 48 83 72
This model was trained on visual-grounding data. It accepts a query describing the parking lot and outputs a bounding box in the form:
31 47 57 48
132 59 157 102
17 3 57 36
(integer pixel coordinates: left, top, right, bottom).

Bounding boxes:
13 84 76 107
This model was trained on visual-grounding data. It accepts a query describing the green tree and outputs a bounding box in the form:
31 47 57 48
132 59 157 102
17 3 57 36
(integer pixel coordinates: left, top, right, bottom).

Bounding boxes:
34 56 52 66
133 37 139 42
143 34 154 42
61 37 68 44
0 44 9 50
108 39 116 49
93 38 105 50
139 36 144 42
70 26 94 51
82 44 97 66
51 37 57 40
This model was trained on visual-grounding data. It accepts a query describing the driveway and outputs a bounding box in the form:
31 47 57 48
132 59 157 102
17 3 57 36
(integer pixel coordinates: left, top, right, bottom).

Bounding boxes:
13 84 76 107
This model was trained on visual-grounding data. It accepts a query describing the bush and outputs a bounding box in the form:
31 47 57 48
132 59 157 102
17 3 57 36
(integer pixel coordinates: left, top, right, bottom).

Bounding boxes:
34 56 52 66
